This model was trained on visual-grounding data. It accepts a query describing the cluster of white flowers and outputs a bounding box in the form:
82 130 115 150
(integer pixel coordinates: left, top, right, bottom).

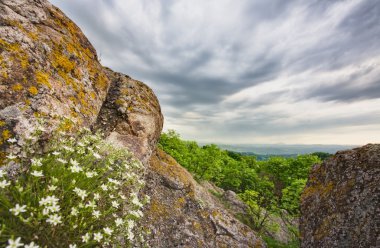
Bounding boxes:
73 187 88 200
39 195 61 219
0 169 10 188
0 129 149 247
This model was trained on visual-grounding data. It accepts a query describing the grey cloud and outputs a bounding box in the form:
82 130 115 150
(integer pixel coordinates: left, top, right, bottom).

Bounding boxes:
50 0 380 144
216 111 380 136
307 79 380 103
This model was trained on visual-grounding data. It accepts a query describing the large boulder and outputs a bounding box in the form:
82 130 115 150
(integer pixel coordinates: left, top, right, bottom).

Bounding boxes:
141 148 265 248
94 68 163 164
0 0 110 162
300 144 380 248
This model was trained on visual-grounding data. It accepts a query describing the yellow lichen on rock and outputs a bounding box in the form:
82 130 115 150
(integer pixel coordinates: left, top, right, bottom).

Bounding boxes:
12 83 24 91
51 48 75 73
35 71 52 89
28 86 38 95
301 181 334 200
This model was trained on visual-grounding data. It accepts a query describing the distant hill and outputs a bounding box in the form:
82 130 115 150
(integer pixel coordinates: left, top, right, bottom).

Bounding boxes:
211 144 358 156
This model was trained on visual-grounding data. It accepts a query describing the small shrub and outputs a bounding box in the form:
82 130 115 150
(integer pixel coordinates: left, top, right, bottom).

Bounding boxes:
0 128 149 247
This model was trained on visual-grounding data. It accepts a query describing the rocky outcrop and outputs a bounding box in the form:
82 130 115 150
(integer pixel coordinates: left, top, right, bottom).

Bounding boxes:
141 149 265 248
300 144 380 248
94 68 163 164
0 0 264 247
0 0 110 162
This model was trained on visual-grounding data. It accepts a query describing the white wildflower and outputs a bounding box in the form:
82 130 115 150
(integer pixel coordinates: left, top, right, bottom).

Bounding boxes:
48 185 57 191
46 214 62 226
100 184 108 191
93 232 103 242
103 227 113 235
70 159 79 166
31 170 44 177
69 165 82 173
0 180 10 188
115 218 123 227
62 146 74 152
73 187 87 200
69 244 77 248
111 201 119 208
0 170 6 177
92 210 101 219
9 204 26 216
47 204 61 213
85 201 96 209
123 172 132 179
24 241 39 248
130 210 143 218
108 178 121 185
42 207 50 216
109 194 115 199
31 158 43 167
9 204 27 216
127 230 135 241
81 233 91 243
119 193 127 200
77 142 85 147
93 152 101 159
6 237 24 248
132 197 143 207
85 171 97 178
7 138 17 143
70 207 79 216
57 158 67 164
39 195 59 206
52 151 60 156
127 219 135 229
6 153 17 160
94 193 100 200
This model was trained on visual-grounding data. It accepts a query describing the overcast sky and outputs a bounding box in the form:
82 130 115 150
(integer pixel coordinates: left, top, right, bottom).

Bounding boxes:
50 0 380 145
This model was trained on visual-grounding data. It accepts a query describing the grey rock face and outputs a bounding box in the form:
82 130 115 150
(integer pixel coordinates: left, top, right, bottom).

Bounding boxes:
93 68 163 165
0 0 110 162
300 144 380 248
141 149 266 248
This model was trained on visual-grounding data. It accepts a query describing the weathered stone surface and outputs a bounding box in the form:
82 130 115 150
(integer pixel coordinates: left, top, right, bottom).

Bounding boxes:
300 144 380 248
204 182 298 245
141 149 265 248
0 0 110 162
94 68 163 164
